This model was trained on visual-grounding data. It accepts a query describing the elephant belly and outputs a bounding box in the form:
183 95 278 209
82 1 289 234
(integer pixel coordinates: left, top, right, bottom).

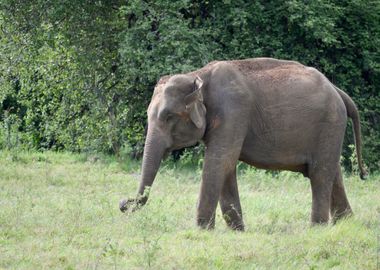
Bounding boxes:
239 131 311 176
239 152 309 176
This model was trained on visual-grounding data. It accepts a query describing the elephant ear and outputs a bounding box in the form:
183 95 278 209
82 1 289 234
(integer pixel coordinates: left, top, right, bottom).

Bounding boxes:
185 76 206 129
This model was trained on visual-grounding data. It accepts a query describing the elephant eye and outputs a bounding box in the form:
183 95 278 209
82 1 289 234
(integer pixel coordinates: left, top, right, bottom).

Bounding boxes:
166 113 174 122
160 112 175 123
158 108 170 122
158 107 179 123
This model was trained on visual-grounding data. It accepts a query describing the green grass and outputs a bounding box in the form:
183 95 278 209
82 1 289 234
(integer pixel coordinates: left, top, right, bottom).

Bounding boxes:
0 151 379 269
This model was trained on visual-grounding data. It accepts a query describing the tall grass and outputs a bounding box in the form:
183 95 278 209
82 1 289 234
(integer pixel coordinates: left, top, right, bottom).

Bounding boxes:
0 151 379 269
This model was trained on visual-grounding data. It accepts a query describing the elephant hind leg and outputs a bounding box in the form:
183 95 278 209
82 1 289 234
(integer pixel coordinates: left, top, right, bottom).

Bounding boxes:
219 168 244 231
330 165 352 223
308 162 337 225
308 124 347 225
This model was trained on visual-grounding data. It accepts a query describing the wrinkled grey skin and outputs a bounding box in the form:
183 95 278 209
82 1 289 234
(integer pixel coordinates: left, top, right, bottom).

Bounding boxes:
120 58 367 230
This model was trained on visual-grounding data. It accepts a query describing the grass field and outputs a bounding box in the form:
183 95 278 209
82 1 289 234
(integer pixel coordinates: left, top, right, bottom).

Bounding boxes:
0 151 379 269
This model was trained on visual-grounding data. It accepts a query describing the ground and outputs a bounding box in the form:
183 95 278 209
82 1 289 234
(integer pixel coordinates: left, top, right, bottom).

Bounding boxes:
0 151 379 269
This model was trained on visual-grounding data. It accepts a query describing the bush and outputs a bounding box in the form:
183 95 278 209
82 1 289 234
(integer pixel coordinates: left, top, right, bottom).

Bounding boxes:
0 0 379 170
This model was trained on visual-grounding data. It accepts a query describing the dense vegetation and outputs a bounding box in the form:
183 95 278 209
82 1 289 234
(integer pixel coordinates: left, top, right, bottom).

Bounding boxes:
0 1 379 170
1 151 379 269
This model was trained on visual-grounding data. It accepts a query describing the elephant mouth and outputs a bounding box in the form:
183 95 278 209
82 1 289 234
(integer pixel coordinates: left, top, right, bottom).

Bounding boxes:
163 151 171 160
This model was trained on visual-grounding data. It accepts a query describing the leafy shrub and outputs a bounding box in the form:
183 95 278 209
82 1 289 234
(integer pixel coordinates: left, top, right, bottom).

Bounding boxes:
0 0 379 171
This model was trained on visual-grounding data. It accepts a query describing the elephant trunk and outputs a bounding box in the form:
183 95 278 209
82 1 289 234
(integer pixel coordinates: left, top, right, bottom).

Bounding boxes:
137 129 166 205
120 127 167 212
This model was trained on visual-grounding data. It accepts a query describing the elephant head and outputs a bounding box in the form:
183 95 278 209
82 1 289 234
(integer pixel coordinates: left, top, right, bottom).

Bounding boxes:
120 75 207 212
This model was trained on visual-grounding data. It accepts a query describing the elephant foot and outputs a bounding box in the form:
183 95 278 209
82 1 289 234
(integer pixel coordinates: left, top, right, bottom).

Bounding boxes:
310 211 330 226
331 208 353 224
228 221 245 231
310 220 329 226
222 210 245 231
197 217 215 230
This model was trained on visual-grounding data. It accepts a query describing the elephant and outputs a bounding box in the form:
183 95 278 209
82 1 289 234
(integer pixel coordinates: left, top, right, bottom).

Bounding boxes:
119 58 367 230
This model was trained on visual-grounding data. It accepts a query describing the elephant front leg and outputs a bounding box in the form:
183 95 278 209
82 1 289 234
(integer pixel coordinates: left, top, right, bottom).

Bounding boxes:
196 165 223 229
219 168 244 230
196 183 219 229
196 148 241 230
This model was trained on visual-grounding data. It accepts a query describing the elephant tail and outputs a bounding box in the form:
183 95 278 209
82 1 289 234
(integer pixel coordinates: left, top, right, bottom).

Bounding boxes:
335 86 368 180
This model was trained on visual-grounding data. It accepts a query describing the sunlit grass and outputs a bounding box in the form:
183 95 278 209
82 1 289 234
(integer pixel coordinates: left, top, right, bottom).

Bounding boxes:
0 151 379 269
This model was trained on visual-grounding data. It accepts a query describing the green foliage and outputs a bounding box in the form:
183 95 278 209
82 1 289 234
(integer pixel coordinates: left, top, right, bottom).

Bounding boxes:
0 0 379 170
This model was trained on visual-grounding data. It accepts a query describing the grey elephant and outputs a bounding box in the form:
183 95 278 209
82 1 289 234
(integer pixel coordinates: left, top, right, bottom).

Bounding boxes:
120 58 367 230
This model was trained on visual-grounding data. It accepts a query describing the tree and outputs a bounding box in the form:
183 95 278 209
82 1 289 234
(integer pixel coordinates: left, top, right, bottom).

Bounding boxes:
0 0 379 170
